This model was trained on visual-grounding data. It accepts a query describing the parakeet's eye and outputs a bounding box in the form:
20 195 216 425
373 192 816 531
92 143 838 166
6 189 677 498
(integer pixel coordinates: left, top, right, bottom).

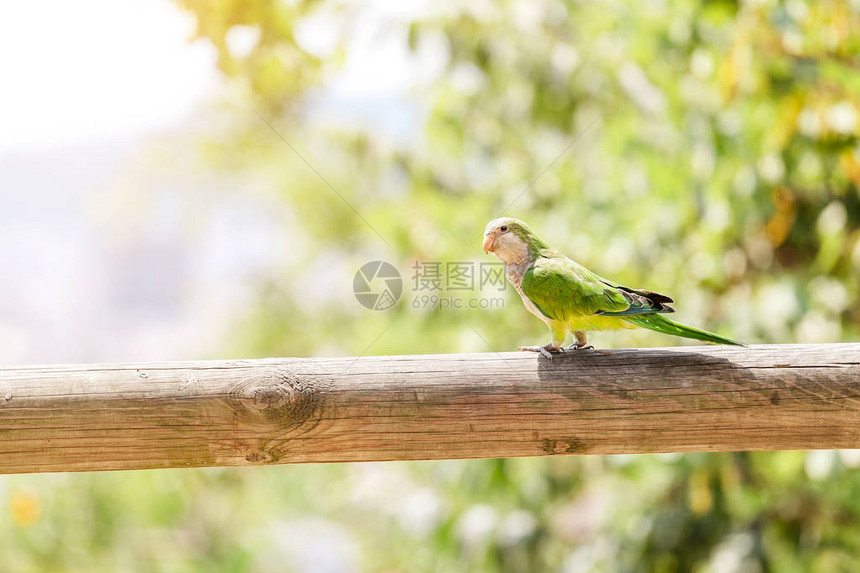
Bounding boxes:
500 226 508 232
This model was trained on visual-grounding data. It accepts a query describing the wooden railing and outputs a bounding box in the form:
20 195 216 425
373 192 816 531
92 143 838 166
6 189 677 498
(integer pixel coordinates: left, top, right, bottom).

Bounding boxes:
0 343 858 474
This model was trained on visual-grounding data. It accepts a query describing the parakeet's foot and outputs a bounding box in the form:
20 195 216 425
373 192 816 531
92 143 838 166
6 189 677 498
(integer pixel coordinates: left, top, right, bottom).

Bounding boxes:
564 342 594 351
518 344 563 360
570 331 591 350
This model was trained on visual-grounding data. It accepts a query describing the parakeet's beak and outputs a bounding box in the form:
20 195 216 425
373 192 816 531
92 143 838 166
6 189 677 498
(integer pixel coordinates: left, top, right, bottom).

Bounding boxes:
482 233 495 254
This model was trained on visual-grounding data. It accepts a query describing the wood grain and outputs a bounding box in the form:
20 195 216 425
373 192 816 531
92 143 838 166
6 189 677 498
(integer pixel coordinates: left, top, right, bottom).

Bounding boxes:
0 343 858 474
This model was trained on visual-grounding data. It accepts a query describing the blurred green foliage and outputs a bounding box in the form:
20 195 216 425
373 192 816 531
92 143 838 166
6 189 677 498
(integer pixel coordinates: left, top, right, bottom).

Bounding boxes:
177 0 860 357
5 0 860 571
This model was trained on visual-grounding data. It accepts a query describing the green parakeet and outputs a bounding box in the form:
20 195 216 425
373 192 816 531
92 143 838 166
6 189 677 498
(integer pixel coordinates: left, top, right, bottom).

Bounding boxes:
482 217 742 358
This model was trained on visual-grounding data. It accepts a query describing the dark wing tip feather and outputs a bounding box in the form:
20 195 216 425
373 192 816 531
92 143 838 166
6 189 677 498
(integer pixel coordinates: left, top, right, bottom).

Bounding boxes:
596 294 676 316
595 286 676 316
635 290 674 304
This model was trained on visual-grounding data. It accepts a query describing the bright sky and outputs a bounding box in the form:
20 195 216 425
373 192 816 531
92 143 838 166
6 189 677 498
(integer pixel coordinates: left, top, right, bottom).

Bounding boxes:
0 0 431 364
0 0 219 153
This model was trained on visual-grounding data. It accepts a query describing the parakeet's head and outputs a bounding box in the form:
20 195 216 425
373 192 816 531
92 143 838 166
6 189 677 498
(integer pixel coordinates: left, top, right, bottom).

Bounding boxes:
482 217 546 263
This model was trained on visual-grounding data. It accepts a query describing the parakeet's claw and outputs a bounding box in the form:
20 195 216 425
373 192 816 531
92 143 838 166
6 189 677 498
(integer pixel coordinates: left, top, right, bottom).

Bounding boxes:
564 343 594 351
539 347 555 360
518 344 564 360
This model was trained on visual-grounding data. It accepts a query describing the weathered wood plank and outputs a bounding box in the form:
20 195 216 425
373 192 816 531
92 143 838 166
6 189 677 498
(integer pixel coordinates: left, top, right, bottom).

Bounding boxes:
0 343 858 474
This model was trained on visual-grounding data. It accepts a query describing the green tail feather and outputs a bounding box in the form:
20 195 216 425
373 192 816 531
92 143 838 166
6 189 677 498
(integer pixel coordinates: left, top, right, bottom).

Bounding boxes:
624 314 744 346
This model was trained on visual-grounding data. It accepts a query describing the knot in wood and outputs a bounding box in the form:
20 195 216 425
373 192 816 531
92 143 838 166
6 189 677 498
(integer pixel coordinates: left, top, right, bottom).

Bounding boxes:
542 437 587 455
229 370 321 430
251 385 294 415
245 451 275 463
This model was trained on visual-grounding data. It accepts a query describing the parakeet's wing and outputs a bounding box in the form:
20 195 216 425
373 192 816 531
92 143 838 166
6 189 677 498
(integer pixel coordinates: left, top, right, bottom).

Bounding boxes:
520 250 674 321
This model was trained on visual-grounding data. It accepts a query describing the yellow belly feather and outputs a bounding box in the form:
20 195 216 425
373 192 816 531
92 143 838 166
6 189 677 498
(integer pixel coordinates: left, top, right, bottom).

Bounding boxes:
558 314 637 332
